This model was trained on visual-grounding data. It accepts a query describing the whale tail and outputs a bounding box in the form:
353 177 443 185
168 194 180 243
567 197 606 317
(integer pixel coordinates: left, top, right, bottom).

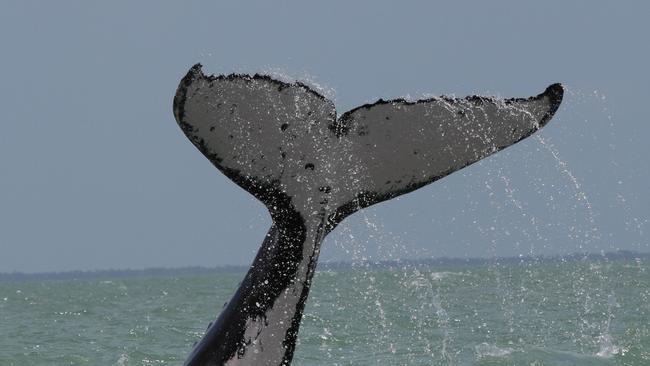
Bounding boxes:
174 64 562 226
173 64 563 365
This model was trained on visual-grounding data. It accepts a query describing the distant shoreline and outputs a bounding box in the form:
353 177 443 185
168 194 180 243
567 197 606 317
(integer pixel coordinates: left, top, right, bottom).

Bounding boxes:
1 250 648 282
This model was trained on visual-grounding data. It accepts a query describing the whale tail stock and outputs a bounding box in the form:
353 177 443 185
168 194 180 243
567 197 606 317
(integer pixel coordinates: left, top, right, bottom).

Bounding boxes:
173 64 563 365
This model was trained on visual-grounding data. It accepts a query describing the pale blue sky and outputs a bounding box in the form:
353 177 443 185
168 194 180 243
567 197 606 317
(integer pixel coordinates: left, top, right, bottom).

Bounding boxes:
1 1 648 272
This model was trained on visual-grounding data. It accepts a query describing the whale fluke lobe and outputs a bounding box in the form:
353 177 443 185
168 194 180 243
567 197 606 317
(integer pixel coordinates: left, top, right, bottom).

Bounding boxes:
173 63 563 365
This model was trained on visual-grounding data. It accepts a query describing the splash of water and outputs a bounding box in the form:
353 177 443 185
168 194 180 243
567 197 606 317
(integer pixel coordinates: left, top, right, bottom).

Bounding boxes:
474 342 514 359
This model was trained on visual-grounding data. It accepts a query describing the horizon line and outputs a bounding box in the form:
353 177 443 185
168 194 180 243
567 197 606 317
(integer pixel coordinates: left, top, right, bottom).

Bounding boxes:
1 249 648 281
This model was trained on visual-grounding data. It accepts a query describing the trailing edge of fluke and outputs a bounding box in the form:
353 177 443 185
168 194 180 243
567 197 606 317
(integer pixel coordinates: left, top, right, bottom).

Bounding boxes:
172 63 563 365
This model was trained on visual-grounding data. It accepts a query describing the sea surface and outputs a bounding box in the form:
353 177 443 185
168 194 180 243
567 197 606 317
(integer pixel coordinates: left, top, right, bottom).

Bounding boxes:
1 259 649 365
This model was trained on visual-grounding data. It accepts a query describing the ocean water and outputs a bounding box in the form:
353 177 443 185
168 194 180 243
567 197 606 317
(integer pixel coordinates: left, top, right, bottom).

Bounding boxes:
1 259 649 365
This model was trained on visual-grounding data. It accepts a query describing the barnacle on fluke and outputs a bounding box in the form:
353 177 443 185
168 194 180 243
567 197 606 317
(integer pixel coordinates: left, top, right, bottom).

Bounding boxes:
173 63 563 366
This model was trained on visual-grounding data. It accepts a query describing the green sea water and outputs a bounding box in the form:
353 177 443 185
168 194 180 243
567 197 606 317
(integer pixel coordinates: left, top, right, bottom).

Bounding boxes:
1 259 649 365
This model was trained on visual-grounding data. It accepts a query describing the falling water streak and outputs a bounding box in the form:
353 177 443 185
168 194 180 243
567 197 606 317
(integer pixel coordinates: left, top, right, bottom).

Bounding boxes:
540 86 634 356
478 125 615 356
532 134 619 355
333 214 396 360
369 274 395 359
479 169 517 351
431 289 454 365
559 86 647 251
535 134 601 249
353 203 465 364
500 174 544 256
536 136 593 211
594 292 624 357
403 268 455 365
357 210 411 359
497 267 516 335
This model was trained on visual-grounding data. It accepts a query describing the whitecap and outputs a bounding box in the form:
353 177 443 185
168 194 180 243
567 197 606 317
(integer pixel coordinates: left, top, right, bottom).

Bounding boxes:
474 342 514 358
116 353 129 366
595 334 626 358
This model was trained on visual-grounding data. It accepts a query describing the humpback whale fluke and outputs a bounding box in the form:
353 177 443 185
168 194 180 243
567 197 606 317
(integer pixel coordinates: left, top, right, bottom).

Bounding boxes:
173 63 563 365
